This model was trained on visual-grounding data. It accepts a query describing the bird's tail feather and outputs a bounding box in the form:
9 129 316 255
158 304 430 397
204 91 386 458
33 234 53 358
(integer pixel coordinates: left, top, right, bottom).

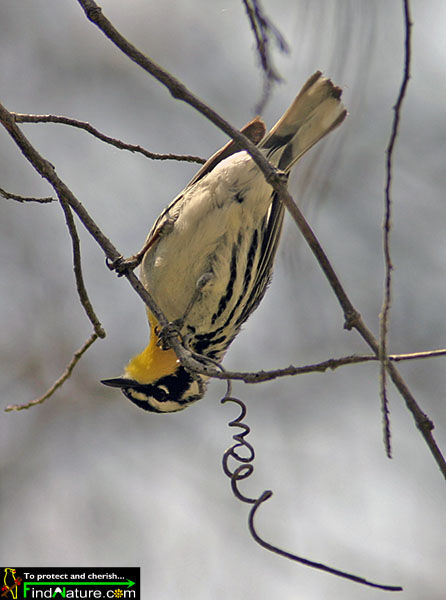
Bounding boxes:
260 71 347 172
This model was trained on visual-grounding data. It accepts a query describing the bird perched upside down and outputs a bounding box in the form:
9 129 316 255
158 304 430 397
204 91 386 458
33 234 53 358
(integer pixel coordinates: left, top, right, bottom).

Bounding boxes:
102 71 347 413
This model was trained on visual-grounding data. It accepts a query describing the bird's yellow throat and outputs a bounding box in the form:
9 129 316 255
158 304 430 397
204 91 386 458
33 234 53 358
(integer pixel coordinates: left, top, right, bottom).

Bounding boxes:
124 312 179 384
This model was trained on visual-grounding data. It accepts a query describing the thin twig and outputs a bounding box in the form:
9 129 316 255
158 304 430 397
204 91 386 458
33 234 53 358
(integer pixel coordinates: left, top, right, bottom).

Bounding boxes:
0 186 55 203
379 0 413 459
207 349 446 383
241 0 289 113
12 113 205 164
242 0 288 78
4 333 99 412
390 348 446 361
58 198 106 338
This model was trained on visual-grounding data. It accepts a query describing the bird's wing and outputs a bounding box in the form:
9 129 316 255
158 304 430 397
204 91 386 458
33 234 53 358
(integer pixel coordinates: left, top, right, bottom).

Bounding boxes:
144 117 266 243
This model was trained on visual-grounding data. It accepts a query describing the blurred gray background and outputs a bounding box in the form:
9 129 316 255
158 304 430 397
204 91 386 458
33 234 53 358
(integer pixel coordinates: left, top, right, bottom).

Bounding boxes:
1 1 445 598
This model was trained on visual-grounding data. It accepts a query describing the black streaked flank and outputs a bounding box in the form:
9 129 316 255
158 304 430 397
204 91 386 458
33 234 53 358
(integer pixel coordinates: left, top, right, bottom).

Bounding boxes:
186 195 284 362
205 349 223 360
211 243 238 324
194 334 227 355
220 228 259 332
235 195 284 327
191 231 258 353
242 229 258 293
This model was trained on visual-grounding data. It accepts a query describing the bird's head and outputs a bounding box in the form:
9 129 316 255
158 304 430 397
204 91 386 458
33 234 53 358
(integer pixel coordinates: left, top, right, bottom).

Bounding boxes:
101 367 206 413
102 314 207 413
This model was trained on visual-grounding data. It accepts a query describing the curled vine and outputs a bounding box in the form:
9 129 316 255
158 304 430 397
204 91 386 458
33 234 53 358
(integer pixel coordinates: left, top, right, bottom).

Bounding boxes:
221 394 403 592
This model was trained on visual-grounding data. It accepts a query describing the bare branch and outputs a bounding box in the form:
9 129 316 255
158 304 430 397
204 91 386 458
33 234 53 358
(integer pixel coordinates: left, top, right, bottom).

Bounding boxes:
379 0 413 459
0 186 55 203
207 349 446 383
391 348 446 361
215 355 375 383
4 333 99 412
12 113 205 164
59 198 106 339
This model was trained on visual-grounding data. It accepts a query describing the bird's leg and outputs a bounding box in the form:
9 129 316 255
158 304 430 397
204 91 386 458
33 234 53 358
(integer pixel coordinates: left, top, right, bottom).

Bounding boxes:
106 216 176 276
266 167 288 188
180 272 214 326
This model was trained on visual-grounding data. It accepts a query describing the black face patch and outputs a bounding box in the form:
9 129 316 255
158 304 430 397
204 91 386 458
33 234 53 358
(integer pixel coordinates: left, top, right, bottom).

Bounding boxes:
103 367 205 413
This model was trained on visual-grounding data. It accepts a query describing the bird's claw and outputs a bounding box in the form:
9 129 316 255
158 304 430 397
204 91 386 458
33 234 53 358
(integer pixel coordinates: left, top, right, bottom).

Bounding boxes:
106 255 142 277
156 320 183 350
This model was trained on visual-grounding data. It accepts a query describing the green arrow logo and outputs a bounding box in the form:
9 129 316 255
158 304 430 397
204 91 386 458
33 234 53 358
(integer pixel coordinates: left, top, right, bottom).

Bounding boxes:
23 580 135 597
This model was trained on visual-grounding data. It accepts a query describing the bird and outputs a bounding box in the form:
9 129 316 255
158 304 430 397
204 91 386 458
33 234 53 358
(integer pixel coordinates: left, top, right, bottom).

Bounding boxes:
102 71 346 413
3 568 19 599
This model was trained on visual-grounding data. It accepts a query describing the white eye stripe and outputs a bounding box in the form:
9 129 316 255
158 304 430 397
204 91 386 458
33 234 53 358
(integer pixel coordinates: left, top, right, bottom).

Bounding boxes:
128 390 151 402
157 384 170 395
127 389 183 412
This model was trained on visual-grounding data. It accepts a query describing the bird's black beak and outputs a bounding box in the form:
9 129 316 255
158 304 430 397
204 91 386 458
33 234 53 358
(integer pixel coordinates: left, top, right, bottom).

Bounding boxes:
101 377 135 388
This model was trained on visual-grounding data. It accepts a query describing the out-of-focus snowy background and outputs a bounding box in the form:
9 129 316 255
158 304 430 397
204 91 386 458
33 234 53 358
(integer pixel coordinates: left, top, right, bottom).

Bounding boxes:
1 1 445 599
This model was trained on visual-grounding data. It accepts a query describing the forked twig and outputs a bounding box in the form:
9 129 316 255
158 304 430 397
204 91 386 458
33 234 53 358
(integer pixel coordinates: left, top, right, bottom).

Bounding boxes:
59 197 105 338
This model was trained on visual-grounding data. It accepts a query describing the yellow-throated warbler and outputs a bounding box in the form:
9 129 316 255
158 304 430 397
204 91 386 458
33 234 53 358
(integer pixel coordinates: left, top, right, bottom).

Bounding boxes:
102 72 346 412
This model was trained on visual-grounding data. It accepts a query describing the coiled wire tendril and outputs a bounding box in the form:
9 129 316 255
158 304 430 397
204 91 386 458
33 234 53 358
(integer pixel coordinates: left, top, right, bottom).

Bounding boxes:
221 392 402 592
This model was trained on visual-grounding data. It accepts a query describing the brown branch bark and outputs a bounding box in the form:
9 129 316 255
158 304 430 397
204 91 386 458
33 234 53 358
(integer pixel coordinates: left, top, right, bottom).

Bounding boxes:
379 0 413 458
58 198 106 338
208 349 446 383
0 186 55 203
12 113 205 164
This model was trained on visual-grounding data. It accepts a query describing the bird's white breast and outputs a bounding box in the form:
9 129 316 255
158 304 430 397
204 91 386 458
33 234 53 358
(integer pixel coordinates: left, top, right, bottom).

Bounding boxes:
141 151 274 331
